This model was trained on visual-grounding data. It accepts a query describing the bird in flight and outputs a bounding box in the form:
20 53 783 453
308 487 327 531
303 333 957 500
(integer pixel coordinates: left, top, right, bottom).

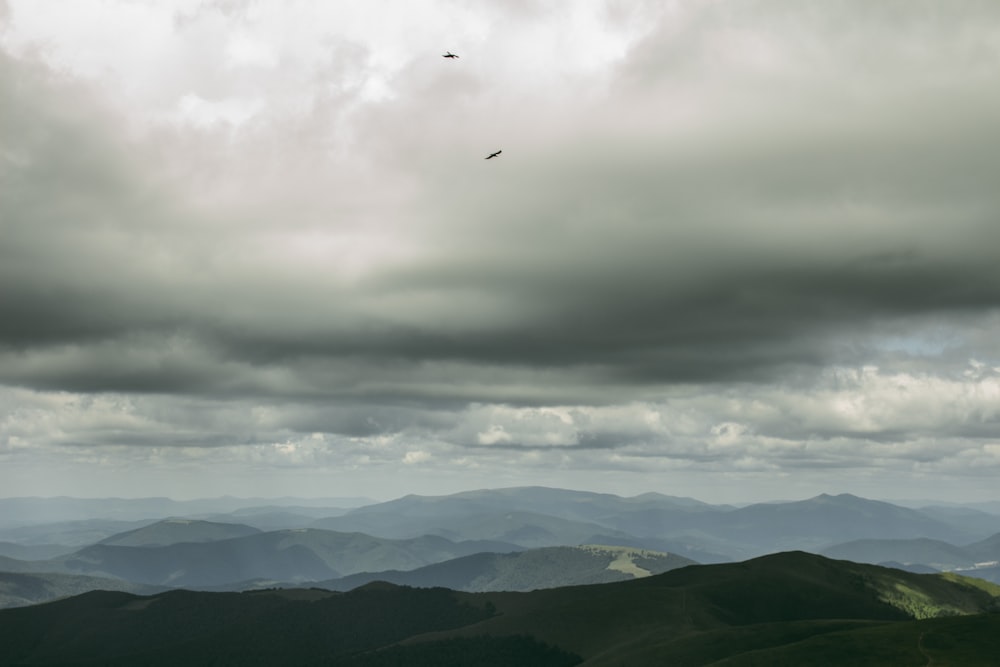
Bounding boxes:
485 150 502 160
443 51 459 58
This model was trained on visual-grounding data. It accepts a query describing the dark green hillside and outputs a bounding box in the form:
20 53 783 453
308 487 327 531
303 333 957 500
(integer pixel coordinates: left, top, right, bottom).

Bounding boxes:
0 585 521 666
705 613 1000 666
1 552 997 665
427 552 1000 662
339 635 582 667
97 518 261 547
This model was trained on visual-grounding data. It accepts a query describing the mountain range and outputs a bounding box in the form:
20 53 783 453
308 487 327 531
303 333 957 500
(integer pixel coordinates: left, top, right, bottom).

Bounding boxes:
1 487 998 602
2 552 999 666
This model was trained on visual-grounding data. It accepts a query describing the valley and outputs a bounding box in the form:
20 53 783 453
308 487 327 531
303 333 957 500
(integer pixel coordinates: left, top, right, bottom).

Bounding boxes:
2 487 999 664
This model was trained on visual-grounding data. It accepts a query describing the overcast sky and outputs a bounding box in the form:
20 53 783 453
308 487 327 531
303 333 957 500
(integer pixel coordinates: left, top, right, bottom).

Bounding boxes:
2 0 999 504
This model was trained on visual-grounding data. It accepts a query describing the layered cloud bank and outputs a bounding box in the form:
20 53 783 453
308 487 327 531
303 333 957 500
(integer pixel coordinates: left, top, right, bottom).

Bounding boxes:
2 0 999 500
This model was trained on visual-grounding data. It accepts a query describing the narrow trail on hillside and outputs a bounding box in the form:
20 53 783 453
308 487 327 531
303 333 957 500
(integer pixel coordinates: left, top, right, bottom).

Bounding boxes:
917 632 935 667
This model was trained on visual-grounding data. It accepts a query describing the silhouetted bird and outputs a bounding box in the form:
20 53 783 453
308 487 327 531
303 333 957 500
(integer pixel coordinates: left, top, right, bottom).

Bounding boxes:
485 150 502 160
443 52 459 58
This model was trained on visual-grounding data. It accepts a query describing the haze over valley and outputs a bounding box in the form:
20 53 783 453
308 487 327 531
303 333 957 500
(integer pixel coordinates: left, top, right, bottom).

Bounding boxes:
2 487 1000 665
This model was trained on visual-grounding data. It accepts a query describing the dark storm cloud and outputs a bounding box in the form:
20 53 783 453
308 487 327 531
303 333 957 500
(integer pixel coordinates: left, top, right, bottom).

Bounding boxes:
2 0 999 409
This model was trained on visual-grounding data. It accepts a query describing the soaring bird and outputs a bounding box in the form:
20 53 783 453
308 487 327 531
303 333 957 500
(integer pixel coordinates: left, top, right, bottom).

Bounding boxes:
485 150 502 160
443 51 459 58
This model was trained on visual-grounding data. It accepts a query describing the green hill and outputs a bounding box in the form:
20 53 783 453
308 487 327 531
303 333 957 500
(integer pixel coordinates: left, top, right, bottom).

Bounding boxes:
51 528 519 587
97 518 262 547
1 552 998 665
324 544 696 592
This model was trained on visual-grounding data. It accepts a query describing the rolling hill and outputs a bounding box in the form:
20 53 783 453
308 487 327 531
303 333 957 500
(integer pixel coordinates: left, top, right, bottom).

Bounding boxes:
0 542 72 561
0 518 160 549
97 518 262 547
1 552 998 665
311 508 636 548
321 544 696 592
0 571 164 609
819 532 1000 584
0 496 373 529
821 537 977 571
50 528 522 587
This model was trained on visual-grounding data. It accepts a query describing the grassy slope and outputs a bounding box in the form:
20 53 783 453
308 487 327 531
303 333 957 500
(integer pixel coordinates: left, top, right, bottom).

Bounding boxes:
415 552 1000 664
1 551 997 665
708 613 1000 667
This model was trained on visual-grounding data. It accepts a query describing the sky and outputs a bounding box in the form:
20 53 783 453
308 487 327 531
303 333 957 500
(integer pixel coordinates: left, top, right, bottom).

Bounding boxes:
2 0 1000 504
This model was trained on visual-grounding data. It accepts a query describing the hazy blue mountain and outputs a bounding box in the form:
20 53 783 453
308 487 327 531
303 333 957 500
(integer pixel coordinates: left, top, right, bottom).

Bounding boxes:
321 544 696 592
0 542 73 561
200 505 353 530
916 505 1000 538
314 487 985 558
227 504 354 519
959 500 1000 515
2 552 999 666
0 555 53 574
312 508 634 547
2 488 991 575
330 486 727 533
965 532 1000 562
200 510 330 531
51 528 522 587
702 493 975 553
313 489 978 557
0 571 165 609
817 533 1000 586
955 564 1000 584
98 518 262 547
0 518 159 548
821 537 976 570
0 495 374 529
877 560 941 574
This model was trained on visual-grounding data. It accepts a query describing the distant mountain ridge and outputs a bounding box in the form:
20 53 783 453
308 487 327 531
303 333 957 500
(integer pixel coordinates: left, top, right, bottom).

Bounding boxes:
33 528 521 588
0 495 373 529
821 531 1000 583
98 518 262 547
310 489 994 559
2 487 998 598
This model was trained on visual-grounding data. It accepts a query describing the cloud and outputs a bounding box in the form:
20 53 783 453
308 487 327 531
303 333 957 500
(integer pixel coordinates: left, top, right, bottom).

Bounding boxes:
2 0 1000 500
